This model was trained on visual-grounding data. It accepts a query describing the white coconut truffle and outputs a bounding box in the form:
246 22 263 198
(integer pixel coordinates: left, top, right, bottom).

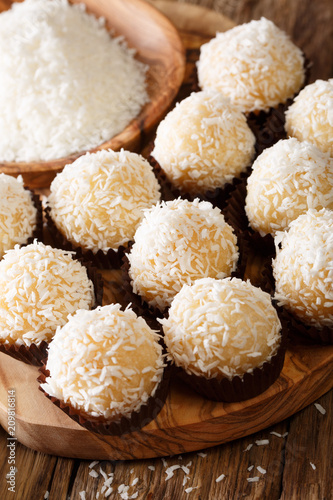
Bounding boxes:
0 174 37 258
151 91 255 194
197 18 305 113
128 198 239 310
273 209 333 328
48 149 161 253
285 79 333 156
161 277 281 380
0 241 95 347
245 138 333 236
41 304 165 420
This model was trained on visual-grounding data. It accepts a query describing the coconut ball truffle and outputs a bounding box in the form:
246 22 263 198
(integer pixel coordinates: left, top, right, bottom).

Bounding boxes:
285 79 333 156
0 174 37 258
41 304 165 422
197 18 305 113
151 91 255 195
161 277 282 380
48 149 161 253
0 241 95 347
245 138 333 236
128 198 239 310
273 209 333 328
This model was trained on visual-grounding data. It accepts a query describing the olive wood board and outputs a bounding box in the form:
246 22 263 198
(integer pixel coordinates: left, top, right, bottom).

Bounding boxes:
0 266 332 460
0 2 332 461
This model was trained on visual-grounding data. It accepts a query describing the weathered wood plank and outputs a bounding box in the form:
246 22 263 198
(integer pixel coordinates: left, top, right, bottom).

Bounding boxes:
281 390 333 500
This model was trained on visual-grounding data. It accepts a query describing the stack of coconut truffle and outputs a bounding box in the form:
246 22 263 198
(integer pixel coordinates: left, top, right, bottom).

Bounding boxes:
1 17 332 435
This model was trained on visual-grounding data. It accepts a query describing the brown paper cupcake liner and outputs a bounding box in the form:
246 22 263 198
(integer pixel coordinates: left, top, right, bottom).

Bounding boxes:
149 151 252 212
27 190 44 245
174 47 201 103
222 176 275 256
0 259 103 366
258 255 333 345
37 359 174 436
262 261 333 345
282 310 333 345
45 205 128 269
0 340 48 367
176 311 288 403
120 250 166 332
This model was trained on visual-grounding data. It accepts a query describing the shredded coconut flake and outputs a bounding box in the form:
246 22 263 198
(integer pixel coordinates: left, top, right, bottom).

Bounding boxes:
185 487 199 493
314 403 327 415
216 473 226 482
0 0 148 162
257 466 267 474
89 461 99 469
255 439 269 446
270 431 282 438
89 470 99 478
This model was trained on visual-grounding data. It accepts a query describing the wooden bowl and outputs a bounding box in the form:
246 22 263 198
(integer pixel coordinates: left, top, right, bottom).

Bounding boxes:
0 0 185 188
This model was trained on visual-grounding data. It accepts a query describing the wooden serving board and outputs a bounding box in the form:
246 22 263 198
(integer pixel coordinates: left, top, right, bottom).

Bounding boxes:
0 267 333 460
0 1 332 461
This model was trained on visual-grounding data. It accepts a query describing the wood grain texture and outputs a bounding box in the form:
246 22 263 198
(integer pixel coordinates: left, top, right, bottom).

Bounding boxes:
0 262 332 461
0 2 332 499
0 0 185 189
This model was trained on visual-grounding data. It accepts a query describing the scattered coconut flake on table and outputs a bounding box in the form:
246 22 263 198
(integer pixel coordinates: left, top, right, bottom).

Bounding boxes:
243 444 254 452
0 0 149 162
247 477 260 483
216 473 226 482
314 403 327 415
310 462 317 470
255 439 270 446
89 461 99 469
257 466 267 475
185 487 199 493
89 469 99 478
270 431 283 437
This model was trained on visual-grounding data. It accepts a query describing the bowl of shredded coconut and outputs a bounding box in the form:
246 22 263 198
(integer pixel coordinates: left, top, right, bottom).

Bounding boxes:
0 0 185 187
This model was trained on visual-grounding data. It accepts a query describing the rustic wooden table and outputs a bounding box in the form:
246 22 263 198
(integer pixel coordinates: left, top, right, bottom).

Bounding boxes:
0 1 332 499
